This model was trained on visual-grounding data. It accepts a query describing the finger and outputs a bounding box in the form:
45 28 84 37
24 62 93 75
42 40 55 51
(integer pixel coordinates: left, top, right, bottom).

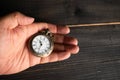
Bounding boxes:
26 47 71 66
47 24 70 34
54 34 78 45
54 44 80 54
25 23 70 39
40 51 71 64
0 12 34 29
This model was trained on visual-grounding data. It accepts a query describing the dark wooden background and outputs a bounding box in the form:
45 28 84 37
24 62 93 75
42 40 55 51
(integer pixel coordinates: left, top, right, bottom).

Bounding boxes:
0 0 120 80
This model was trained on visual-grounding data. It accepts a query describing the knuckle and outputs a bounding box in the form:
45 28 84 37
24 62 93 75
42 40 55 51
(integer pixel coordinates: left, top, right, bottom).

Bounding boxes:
12 12 21 18
14 11 21 15
39 22 48 29
41 22 48 26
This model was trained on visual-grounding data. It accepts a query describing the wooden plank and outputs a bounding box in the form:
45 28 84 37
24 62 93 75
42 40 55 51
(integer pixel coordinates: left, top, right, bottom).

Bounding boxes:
0 0 120 24
0 0 120 80
1 25 120 80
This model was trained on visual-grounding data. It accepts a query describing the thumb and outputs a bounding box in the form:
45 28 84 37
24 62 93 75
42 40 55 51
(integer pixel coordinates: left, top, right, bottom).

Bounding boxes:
0 12 34 29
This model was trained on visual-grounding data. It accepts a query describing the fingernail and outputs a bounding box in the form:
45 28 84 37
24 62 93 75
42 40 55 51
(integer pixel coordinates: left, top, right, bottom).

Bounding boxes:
27 17 35 22
75 46 80 54
29 17 34 21
74 38 79 45
65 26 70 33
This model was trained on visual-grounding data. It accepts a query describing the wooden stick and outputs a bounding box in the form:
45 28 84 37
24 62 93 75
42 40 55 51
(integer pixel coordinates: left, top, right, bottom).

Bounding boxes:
67 22 120 27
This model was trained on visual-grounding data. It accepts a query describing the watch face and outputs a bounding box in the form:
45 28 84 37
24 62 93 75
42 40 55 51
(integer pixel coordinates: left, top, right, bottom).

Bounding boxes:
30 34 53 57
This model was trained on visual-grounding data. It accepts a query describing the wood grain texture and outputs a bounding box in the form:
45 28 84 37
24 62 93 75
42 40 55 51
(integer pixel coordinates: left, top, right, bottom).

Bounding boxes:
0 0 120 24
1 25 120 80
0 0 120 80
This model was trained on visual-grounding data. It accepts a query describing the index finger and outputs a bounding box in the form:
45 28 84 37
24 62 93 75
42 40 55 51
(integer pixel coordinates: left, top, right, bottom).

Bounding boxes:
24 23 70 39
47 24 70 34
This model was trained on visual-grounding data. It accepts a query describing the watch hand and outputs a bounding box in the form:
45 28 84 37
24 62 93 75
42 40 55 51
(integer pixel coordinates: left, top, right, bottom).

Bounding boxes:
39 40 42 46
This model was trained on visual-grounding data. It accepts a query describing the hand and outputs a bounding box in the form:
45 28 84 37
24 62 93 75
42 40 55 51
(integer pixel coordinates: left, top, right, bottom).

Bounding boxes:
0 12 79 75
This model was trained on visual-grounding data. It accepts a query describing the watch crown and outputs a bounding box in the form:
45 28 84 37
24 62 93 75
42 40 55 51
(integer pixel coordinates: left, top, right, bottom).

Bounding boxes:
38 29 53 37
45 29 53 37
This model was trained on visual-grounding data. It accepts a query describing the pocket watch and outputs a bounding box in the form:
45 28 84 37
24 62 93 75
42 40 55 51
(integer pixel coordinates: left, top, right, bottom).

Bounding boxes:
29 29 54 57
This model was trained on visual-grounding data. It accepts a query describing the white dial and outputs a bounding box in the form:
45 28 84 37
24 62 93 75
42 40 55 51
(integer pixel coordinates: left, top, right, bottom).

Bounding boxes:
31 35 52 57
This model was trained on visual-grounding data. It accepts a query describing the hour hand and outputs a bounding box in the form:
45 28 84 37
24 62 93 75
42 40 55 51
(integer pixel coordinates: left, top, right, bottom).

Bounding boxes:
39 40 42 46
